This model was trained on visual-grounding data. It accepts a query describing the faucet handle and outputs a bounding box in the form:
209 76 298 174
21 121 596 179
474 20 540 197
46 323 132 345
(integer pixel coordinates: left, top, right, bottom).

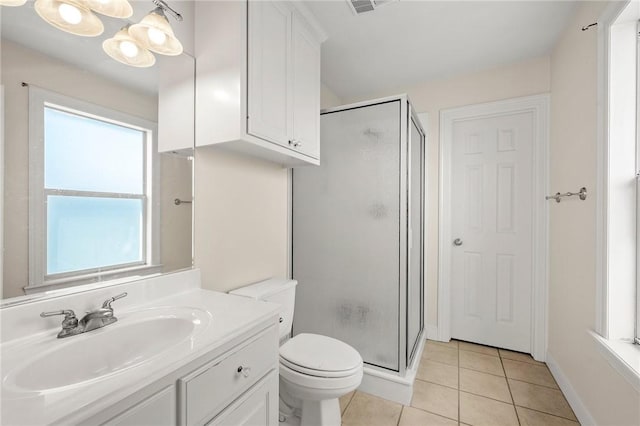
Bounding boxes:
102 292 128 309
40 310 78 330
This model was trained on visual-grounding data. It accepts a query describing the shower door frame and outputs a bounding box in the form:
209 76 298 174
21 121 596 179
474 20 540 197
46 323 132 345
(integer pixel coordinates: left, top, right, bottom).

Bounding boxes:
406 102 426 369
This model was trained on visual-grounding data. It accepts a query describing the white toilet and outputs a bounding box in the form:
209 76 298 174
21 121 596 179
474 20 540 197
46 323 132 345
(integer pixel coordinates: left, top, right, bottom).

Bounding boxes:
230 278 363 426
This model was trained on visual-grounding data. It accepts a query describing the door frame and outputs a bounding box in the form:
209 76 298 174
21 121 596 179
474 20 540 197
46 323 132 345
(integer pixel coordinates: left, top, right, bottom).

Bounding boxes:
438 94 550 361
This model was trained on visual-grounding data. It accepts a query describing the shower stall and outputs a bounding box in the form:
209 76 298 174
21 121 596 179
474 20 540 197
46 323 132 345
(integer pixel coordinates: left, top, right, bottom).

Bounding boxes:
291 95 425 403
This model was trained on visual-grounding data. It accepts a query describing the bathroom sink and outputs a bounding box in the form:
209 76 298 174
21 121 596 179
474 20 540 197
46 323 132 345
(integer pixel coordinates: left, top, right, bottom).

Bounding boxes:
3 307 210 392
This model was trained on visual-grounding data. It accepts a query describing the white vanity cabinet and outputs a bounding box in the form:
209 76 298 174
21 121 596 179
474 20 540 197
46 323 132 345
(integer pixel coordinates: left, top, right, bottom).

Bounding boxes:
87 323 279 426
195 0 326 166
105 386 177 426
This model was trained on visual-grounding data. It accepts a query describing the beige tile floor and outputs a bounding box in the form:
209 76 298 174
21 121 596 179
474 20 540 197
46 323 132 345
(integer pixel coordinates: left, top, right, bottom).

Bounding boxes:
339 340 580 426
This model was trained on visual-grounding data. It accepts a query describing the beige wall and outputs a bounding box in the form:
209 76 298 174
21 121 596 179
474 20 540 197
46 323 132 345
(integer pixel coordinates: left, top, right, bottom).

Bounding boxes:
344 56 551 326
321 82 343 109
160 154 193 273
548 1 640 424
193 147 288 293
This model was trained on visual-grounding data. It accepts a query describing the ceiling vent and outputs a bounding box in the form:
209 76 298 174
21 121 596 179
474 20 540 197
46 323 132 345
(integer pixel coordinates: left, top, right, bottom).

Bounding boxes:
347 0 398 15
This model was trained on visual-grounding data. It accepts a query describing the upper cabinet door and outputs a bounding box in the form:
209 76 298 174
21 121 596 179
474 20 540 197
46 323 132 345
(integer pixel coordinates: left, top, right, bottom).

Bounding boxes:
247 1 292 147
291 13 321 159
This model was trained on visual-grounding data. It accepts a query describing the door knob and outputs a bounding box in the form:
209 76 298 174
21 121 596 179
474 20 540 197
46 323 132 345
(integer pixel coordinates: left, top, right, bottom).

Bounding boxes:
453 238 463 246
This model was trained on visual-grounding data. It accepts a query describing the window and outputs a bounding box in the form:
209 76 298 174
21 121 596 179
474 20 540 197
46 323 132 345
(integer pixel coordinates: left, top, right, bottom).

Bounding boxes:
28 88 158 290
594 0 640 391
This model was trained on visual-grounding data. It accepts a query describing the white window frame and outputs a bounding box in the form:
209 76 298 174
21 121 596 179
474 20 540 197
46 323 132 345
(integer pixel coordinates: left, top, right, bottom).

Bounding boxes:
636 19 640 345
594 0 640 393
27 87 160 292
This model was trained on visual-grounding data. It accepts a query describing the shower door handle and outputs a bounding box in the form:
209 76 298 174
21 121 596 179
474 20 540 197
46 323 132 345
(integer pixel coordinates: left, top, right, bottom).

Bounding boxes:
453 238 463 246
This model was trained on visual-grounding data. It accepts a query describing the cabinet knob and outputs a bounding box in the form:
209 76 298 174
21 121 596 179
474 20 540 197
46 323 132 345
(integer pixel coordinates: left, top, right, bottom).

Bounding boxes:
294 141 303 148
236 365 251 378
288 139 294 146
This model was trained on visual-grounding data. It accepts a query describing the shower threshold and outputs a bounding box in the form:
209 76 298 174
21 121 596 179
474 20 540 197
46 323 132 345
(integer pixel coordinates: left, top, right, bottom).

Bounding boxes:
358 335 426 405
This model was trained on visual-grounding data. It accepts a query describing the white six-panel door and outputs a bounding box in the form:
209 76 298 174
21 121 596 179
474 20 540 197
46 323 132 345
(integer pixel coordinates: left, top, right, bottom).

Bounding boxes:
450 111 534 352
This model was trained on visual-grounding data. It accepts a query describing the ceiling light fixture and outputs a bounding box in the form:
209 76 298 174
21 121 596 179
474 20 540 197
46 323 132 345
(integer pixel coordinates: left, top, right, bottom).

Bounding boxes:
103 25 156 68
5 0 183 67
34 0 104 37
86 0 132 19
0 0 27 6
129 0 183 56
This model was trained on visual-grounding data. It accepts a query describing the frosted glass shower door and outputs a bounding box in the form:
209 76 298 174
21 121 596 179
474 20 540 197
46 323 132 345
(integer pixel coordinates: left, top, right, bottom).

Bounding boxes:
292 100 402 371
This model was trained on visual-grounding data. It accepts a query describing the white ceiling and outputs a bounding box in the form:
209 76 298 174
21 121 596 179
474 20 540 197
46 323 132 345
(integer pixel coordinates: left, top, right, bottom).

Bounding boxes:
3 1 578 100
306 0 579 100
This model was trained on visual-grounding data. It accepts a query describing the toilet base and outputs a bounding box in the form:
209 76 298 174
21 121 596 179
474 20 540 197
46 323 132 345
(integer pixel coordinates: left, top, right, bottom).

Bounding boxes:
300 398 340 426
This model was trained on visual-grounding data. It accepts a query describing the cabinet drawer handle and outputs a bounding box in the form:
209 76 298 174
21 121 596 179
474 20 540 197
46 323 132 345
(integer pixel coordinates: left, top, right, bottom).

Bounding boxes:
236 366 251 378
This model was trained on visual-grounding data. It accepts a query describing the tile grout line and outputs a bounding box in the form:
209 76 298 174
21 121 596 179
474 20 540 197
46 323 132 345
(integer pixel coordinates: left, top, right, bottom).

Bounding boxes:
457 389 520 406
499 350 521 426
513 403 581 423
458 341 461 425
416 376 524 406
407 404 460 423
506 376 561 390
455 364 561 390
396 404 404 426
342 391 356 418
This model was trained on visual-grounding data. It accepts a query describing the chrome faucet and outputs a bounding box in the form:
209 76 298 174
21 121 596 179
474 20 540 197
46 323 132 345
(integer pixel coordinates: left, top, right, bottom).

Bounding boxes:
40 292 128 338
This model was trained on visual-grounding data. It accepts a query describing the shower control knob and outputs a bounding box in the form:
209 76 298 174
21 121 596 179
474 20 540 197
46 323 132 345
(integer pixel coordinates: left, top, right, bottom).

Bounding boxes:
453 238 463 246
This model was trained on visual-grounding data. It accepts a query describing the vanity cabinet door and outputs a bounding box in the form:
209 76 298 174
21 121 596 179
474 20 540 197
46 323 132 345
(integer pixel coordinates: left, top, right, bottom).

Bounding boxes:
291 12 321 159
247 0 292 148
103 385 176 426
206 370 278 426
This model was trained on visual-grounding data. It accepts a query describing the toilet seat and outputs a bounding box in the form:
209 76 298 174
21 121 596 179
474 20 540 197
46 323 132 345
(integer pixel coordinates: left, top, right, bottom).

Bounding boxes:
279 360 363 397
279 333 362 378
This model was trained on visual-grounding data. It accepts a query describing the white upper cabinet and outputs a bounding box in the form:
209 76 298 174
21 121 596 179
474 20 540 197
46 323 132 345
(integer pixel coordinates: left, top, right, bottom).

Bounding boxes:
291 13 321 159
247 1 291 146
157 56 195 154
195 1 326 167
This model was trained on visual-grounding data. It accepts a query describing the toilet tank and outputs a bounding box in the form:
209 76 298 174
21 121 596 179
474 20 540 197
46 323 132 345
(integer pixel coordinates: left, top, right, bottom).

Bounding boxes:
229 278 298 341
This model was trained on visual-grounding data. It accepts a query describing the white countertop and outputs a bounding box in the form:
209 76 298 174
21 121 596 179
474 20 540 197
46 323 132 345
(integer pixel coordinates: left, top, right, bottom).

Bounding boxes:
0 285 280 425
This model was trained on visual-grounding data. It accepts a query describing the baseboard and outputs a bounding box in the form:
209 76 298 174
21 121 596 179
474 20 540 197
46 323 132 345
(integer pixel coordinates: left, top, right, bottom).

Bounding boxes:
546 352 596 426
426 325 438 341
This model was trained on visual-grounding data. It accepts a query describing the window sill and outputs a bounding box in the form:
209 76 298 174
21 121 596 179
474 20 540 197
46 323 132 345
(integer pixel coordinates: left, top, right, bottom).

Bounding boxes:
590 330 640 392
24 264 163 295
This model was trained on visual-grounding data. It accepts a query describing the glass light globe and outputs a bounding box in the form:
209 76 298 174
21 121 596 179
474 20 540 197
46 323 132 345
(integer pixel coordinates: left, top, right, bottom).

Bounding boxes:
58 2 82 25
147 26 166 45
119 40 139 58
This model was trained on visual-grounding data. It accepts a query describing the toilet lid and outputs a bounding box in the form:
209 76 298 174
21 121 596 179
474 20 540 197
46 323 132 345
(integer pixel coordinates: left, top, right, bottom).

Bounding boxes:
279 333 362 378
